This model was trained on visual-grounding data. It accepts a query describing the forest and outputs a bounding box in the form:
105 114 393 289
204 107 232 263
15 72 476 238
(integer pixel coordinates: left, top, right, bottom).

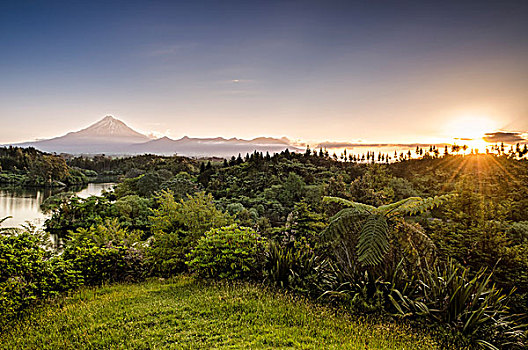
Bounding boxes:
1 146 528 349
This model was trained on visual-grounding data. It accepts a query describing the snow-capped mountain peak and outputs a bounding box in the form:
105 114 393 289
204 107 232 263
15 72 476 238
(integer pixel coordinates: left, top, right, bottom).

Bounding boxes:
74 116 148 139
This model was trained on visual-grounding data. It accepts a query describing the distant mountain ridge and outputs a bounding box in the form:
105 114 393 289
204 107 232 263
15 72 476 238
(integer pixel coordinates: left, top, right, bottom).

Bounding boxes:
9 116 297 157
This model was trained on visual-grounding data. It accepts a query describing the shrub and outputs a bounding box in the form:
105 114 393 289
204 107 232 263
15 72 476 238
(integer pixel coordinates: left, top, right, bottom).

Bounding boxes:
389 259 527 349
61 220 147 285
0 230 82 326
147 230 192 277
150 190 232 239
147 191 232 276
264 240 334 296
187 224 266 280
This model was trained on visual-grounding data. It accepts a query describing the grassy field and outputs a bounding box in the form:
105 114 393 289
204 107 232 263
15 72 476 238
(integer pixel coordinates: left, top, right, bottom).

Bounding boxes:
1 277 440 349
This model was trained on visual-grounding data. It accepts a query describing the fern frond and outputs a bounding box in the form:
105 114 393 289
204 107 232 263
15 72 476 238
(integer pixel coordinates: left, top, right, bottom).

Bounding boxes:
321 207 367 241
356 214 389 266
386 194 453 217
323 196 375 214
377 197 422 216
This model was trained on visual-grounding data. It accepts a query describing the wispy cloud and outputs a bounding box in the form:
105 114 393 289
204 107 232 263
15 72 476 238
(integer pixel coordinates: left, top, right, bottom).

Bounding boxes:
146 43 198 57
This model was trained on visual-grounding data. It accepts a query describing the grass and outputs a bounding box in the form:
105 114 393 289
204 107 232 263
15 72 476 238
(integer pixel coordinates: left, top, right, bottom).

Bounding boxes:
1 277 440 349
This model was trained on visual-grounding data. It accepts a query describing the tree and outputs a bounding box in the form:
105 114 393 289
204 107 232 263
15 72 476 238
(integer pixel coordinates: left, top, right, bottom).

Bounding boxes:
148 191 233 275
150 190 231 238
323 195 451 266
279 172 305 208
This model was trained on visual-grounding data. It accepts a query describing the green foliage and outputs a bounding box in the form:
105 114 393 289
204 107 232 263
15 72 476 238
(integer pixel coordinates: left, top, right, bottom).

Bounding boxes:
150 190 231 238
356 214 390 266
389 260 526 349
147 230 190 276
113 195 152 232
349 164 395 206
429 178 528 308
113 171 170 198
187 224 266 280
264 240 334 296
323 195 451 267
147 190 232 276
159 173 201 200
61 220 147 285
0 146 87 187
44 195 114 236
286 200 327 246
67 154 198 181
4 149 528 348
0 230 83 326
278 172 305 207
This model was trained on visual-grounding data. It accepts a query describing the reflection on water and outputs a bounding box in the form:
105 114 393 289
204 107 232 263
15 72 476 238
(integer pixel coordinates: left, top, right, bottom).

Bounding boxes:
0 183 115 229
76 183 115 199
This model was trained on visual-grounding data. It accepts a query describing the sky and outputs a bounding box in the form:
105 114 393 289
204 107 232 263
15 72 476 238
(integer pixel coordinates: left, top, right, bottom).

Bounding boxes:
1 0 527 145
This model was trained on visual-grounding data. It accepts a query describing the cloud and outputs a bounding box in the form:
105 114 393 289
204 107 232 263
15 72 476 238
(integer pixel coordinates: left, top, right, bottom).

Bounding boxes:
146 43 198 57
483 131 526 143
226 79 253 84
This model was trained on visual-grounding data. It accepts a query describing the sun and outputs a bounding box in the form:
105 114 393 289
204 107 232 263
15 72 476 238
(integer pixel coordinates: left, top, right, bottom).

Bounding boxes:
445 115 497 153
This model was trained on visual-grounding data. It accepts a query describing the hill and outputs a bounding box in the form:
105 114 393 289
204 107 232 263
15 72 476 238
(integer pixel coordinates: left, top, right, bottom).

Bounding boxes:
0 277 439 350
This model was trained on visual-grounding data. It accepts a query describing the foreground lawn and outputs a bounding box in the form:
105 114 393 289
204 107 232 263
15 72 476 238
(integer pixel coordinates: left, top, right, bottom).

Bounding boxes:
1 277 439 349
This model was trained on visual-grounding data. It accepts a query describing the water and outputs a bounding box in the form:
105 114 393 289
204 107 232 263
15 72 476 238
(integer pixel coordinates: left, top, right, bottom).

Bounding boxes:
75 183 115 199
0 183 115 229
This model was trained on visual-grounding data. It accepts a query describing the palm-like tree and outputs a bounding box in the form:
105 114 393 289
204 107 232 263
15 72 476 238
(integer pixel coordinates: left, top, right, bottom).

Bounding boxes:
322 195 451 267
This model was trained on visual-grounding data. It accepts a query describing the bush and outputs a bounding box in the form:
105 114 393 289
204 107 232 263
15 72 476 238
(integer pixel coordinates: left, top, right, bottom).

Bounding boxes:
147 230 192 277
0 230 83 326
187 224 266 280
389 259 527 349
264 240 334 297
147 191 232 276
150 190 232 239
61 221 147 285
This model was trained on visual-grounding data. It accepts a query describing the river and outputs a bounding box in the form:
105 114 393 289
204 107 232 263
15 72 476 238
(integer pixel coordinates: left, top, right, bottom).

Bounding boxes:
0 183 115 229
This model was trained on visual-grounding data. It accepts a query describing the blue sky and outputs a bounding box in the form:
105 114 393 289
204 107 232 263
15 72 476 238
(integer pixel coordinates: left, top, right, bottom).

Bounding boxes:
1 0 527 144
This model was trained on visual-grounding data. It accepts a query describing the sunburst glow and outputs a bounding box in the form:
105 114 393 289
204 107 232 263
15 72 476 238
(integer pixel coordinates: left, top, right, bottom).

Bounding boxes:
445 116 498 153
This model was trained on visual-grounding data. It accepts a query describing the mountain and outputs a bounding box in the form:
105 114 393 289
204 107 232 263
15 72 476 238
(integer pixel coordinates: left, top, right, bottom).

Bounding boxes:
69 115 149 141
14 116 151 154
10 116 298 157
131 135 296 157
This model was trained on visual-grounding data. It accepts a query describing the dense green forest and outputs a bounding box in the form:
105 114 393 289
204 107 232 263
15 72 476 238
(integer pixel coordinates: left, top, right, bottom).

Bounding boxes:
0 147 89 186
2 147 528 349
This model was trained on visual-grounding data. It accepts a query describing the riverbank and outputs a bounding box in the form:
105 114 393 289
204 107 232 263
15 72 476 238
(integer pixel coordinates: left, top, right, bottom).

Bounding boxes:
0 183 114 228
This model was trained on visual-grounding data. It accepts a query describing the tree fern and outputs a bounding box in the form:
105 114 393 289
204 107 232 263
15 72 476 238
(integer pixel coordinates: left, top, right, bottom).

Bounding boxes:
321 207 367 242
356 214 389 266
324 195 452 267
322 196 375 213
